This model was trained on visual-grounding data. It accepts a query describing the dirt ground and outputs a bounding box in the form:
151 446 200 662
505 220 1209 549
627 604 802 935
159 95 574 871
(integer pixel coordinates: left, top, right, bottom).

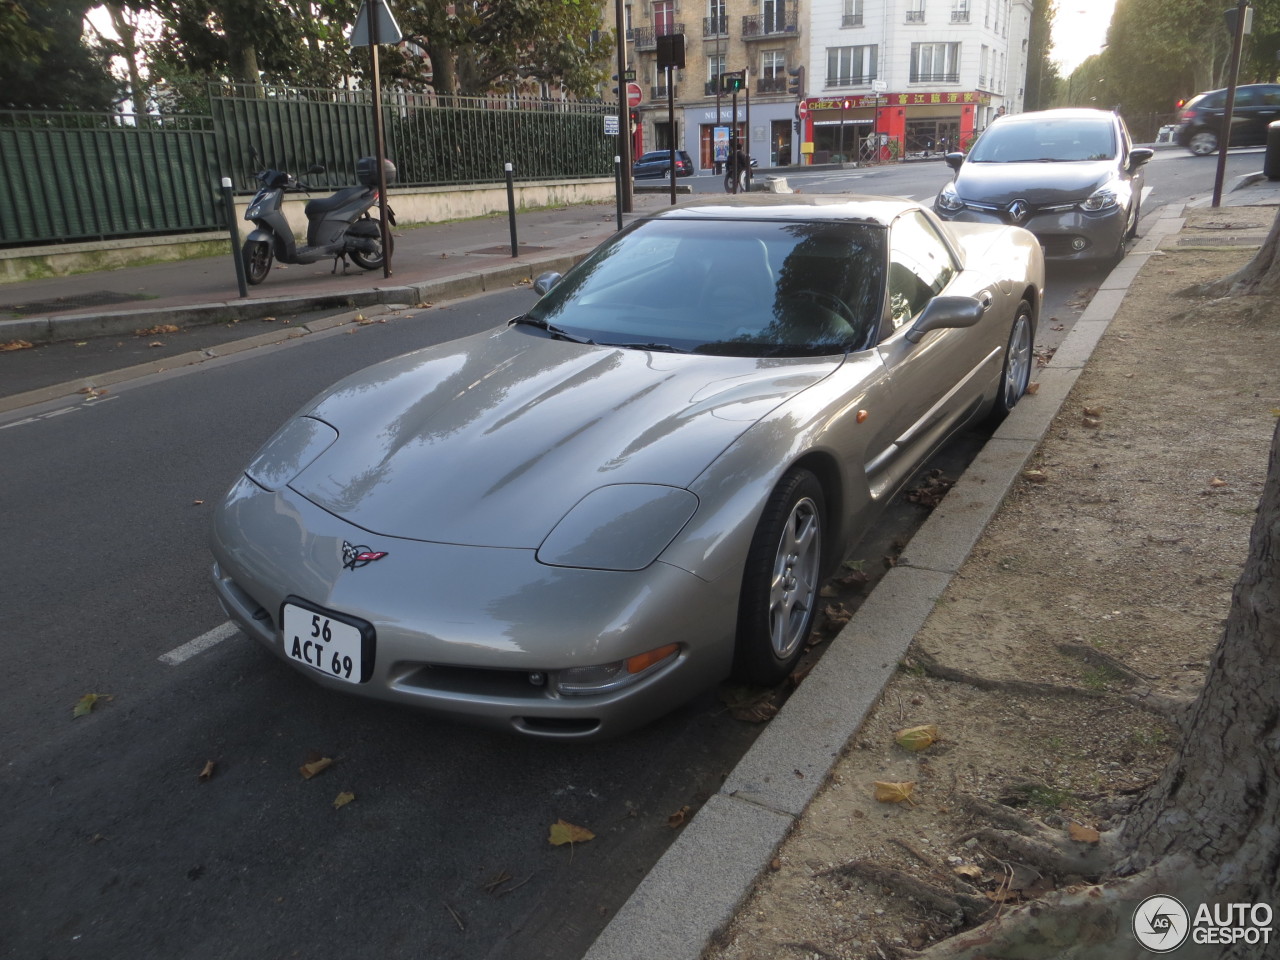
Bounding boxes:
704 206 1280 960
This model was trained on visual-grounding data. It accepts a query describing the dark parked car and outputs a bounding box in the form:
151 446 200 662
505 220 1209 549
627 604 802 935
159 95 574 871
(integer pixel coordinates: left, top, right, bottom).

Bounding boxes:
934 108 1152 265
1175 83 1280 155
633 149 694 178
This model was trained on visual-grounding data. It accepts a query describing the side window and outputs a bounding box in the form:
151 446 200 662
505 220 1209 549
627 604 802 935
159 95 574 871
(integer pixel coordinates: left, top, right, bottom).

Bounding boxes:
886 212 957 333
1263 87 1280 107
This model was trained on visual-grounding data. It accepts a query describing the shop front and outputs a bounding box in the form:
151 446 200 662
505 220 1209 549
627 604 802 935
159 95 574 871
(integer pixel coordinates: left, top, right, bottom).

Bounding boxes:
798 90 989 164
685 101 797 172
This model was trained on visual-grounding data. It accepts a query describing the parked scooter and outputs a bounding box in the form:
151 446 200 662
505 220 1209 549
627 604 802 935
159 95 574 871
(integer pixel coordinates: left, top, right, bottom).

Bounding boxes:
241 154 396 285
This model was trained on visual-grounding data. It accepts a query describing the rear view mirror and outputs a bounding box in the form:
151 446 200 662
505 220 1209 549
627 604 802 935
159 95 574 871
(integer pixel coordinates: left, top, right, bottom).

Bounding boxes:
533 272 562 296
944 152 966 172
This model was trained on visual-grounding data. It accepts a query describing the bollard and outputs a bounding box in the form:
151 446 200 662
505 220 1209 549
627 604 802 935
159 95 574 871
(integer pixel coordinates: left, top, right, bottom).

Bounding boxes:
615 156 623 231
1266 121 1280 181
505 162 518 257
222 177 248 298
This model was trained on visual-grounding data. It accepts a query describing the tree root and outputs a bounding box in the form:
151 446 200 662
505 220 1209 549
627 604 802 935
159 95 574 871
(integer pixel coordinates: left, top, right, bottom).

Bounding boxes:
1054 641 1153 684
819 859 994 925
909 650 1188 721
964 826 1114 880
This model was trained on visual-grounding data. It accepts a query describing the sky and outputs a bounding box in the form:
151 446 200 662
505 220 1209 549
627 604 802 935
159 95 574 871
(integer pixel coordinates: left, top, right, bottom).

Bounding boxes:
1051 0 1118 74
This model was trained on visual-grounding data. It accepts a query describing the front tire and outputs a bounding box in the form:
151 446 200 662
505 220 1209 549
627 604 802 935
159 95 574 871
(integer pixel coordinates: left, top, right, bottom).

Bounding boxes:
989 301 1033 422
734 468 826 686
1188 130 1218 156
242 240 272 285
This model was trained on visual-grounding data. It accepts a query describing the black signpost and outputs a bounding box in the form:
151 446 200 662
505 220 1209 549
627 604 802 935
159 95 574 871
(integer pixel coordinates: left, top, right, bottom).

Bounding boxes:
656 33 685 205
350 0 402 277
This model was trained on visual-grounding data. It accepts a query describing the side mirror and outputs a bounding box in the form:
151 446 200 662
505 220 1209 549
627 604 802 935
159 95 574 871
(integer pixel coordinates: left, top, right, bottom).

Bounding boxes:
1128 147 1154 168
532 271 562 296
307 163 326 175
944 151 966 172
905 295 985 344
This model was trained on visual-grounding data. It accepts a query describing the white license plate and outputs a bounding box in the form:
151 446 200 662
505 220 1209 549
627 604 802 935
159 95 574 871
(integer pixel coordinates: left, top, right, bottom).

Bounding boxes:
282 603 366 684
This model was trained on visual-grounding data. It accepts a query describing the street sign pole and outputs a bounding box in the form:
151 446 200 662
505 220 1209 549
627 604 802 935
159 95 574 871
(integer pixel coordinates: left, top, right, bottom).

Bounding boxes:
614 0 633 213
1213 0 1252 207
351 0 402 278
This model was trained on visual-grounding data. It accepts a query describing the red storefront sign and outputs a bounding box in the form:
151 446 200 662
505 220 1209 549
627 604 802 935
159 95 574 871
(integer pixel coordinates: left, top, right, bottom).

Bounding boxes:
804 91 991 111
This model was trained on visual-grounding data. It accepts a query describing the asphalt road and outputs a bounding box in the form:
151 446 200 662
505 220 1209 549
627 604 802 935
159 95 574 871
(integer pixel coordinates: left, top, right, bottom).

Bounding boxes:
0 151 1262 960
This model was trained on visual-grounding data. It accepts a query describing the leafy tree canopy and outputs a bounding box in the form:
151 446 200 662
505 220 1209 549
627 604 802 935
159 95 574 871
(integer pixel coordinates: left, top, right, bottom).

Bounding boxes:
0 0 121 109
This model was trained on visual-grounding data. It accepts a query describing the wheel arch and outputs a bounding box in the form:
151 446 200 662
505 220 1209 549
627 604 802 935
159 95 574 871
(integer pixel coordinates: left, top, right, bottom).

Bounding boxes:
787 450 845 575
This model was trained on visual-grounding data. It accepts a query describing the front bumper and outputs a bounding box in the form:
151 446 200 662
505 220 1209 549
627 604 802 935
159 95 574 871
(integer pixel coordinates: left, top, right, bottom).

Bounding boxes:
210 476 737 740
937 203 1127 263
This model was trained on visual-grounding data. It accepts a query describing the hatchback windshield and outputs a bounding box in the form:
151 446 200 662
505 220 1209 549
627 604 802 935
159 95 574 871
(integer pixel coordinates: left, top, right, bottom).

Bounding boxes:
525 217 887 357
967 118 1117 163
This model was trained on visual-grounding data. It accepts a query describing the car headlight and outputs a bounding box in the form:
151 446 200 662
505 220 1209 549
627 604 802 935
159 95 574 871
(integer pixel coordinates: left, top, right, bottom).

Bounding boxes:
551 644 681 696
936 183 965 213
1080 180 1131 212
244 417 338 491
537 484 698 571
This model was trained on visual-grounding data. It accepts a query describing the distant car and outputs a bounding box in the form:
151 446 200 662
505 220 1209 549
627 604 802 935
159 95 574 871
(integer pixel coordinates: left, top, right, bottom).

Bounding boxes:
1175 83 1280 155
934 108 1152 265
633 149 694 178
211 195 1043 740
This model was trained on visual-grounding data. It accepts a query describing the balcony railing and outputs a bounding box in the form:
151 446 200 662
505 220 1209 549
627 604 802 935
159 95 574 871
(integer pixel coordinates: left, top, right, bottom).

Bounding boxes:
951 10 971 22
825 74 877 88
741 10 798 39
905 10 925 22
757 76 787 94
703 15 727 37
651 84 678 100
842 14 864 27
632 24 684 51
909 71 960 83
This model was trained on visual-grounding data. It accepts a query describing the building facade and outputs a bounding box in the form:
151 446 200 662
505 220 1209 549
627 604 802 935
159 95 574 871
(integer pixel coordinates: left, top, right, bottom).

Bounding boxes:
616 0 1031 171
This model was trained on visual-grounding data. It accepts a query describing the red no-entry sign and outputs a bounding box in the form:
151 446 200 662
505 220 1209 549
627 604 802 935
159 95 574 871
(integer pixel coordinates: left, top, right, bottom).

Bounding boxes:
627 82 643 107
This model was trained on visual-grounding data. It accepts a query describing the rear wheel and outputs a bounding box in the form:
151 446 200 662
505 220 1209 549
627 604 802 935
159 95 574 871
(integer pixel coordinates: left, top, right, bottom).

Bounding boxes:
1188 130 1218 156
242 240 272 285
350 229 393 271
989 301 1033 422
734 468 826 686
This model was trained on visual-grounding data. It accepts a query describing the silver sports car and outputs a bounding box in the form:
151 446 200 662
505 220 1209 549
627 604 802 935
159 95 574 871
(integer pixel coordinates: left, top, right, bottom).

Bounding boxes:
210 195 1043 740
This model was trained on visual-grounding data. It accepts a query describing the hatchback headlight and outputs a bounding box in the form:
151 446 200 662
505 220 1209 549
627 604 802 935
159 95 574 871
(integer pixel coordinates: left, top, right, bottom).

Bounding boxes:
1080 180 1131 212
936 183 965 213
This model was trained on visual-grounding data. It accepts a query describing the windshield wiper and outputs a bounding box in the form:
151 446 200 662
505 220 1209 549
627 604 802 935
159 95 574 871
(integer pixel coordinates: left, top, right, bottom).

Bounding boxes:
509 315 595 344
596 341 685 353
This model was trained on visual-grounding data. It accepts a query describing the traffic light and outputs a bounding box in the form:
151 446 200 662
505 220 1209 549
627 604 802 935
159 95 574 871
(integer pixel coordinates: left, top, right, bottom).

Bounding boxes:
629 108 640 131
787 65 805 98
722 71 745 93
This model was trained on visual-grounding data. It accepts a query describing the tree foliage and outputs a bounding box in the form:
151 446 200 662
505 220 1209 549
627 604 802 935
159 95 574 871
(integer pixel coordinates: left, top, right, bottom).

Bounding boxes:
1024 0 1059 111
0 0 121 110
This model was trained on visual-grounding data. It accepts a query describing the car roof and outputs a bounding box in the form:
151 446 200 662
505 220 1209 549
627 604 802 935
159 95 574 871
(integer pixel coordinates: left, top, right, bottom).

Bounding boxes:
643 193 915 226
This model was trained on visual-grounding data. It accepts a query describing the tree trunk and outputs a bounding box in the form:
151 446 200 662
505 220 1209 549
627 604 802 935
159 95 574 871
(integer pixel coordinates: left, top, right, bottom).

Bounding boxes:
1189 207 1280 298
918 421 1280 958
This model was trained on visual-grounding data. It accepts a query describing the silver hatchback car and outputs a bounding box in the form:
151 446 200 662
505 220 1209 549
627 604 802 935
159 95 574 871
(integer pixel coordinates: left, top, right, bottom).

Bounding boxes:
934 108 1153 265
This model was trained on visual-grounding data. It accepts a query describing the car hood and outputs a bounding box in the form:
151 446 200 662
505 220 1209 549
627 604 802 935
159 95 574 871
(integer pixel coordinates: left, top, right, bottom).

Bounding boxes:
955 160 1115 204
289 328 839 547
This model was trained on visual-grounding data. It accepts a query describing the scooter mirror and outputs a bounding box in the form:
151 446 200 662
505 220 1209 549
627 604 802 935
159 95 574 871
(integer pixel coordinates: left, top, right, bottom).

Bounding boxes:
307 164 326 175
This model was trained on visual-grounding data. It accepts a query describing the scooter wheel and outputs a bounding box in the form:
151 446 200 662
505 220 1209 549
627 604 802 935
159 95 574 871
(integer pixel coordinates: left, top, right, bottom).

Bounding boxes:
242 240 273 285
350 231 393 271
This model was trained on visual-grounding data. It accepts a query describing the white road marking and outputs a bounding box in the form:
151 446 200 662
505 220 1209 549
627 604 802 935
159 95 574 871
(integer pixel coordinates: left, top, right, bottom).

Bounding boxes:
160 621 240 665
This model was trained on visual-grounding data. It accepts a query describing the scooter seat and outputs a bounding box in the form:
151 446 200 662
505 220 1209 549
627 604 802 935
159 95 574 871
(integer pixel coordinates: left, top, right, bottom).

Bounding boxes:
305 185 373 219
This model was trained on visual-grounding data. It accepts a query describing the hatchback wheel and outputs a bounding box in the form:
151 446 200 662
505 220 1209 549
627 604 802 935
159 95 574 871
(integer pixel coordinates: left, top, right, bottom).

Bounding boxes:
1188 130 1218 156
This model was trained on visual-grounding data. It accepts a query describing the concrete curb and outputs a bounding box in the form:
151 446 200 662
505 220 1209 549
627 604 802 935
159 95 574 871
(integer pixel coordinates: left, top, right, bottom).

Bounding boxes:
580 202 1191 960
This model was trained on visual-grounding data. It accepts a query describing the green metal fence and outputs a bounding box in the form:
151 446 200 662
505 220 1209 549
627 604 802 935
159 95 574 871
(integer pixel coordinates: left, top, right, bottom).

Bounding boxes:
1 86 617 248
209 83 615 192
0 111 220 246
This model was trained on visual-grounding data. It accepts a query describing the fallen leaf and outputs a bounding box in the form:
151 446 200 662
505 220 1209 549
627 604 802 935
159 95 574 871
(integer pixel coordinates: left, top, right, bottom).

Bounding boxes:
1081 416 1102 428
198 760 216 781
666 805 691 828
1068 822 1101 844
1208 477 1230 488
148 341 165 348
333 791 356 809
953 864 984 879
548 819 595 846
894 724 940 752
873 780 917 805
300 757 334 779
75 341 87 347
1025 381 1040 395
1082 404 1105 417
1021 469 1049 483
192 499 204 506
0 339 34 351
72 693 112 718
719 685 780 723
136 324 179 336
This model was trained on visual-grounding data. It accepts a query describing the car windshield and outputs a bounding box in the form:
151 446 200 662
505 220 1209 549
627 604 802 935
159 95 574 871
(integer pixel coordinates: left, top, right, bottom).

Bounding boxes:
967 118 1117 163
524 217 887 357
